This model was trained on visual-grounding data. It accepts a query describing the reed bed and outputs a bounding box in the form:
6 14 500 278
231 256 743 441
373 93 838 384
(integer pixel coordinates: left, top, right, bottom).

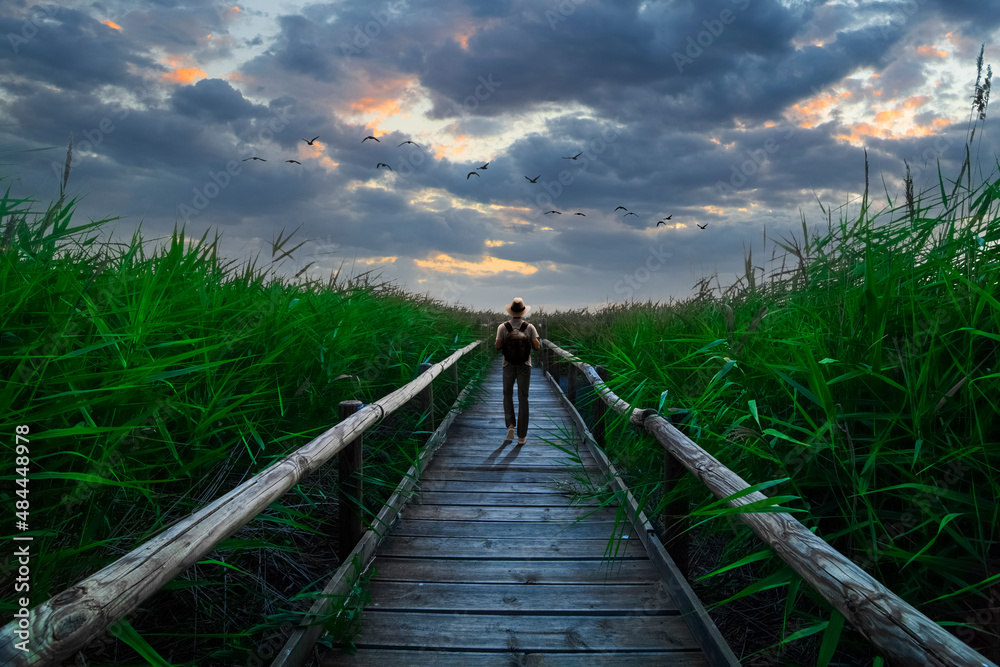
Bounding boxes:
0 178 496 664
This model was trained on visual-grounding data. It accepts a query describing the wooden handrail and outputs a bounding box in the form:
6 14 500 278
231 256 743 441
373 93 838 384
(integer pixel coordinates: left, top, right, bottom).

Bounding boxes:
0 341 482 667
272 362 482 665
542 339 997 667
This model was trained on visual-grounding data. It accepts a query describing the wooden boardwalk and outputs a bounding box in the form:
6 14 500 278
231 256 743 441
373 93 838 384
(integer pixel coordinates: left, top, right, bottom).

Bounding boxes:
319 360 715 666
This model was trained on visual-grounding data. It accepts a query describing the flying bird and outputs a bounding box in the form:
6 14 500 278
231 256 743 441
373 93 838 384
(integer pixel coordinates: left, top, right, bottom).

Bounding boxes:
302 136 319 145
697 223 708 229
614 206 628 212
573 212 586 216
544 210 561 214
398 140 419 147
624 212 638 217
242 157 266 161
525 175 540 183
285 160 302 164
656 220 667 227
467 171 480 179
662 214 672 220
377 162 392 170
362 136 380 143
562 152 583 160
477 162 489 170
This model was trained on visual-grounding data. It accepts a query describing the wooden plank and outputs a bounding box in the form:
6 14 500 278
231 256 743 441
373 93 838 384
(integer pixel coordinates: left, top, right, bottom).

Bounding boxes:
336 611 702 651
418 469 592 483
417 478 602 494
377 535 648 559
402 504 622 523
365 581 680 613
430 445 594 458
426 456 597 469
411 491 602 506
323 649 709 667
388 518 627 539
370 557 660 584
418 462 596 477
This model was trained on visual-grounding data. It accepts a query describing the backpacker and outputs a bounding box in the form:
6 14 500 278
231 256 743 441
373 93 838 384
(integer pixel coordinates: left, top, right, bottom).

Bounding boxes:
502 321 531 364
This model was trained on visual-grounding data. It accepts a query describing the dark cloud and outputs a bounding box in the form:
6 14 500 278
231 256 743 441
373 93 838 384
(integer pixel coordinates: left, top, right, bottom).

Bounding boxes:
171 78 265 122
1 0 996 311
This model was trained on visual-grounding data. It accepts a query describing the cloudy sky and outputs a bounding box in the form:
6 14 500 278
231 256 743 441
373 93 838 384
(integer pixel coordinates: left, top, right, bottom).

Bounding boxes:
2 0 998 313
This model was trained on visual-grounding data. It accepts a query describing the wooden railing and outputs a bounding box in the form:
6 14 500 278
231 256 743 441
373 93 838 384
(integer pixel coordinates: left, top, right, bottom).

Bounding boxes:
538 336 997 667
0 341 482 667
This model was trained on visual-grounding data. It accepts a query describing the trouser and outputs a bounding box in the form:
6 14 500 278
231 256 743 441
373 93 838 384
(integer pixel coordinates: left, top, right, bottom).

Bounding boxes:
502 362 532 439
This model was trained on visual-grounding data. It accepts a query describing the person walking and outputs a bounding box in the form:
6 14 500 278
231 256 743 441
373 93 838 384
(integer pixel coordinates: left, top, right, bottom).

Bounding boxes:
495 297 541 444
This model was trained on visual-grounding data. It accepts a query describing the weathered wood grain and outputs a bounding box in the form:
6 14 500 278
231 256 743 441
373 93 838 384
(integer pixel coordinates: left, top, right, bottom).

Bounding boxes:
335 611 702 653
377 535 647 560
368 557 662 585
401 504 621 523
324 649 708 667
388 518 626 539
411 491 602 506
365 581 680 613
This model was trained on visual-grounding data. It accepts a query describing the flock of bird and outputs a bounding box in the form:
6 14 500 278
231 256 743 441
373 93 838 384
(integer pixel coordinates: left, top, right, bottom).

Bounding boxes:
242 133 710 230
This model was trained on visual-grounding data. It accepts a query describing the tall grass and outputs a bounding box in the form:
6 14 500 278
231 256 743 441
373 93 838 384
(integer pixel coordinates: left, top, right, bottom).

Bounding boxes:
545 105 1000 666
0 163 496 664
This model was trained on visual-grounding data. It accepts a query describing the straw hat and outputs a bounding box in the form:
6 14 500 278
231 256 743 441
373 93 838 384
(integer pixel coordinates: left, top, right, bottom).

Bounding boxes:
505 297 531 318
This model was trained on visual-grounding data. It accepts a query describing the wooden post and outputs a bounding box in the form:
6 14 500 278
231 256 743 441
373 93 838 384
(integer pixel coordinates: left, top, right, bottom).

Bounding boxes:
448 357 459 405
551 351 561 388
663 449 689 578
418 362 435 432
338 399 364 561
593 366 608 448
568 362 577 405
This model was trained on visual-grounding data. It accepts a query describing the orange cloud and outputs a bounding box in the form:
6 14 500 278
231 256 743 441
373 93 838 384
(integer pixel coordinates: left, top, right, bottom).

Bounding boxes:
903 95 930 109
414 253 538 276
350 96 402 116
917 45 948 58
435 135 470 160
101 19 121 31
874 109 905 124
160 56 206 84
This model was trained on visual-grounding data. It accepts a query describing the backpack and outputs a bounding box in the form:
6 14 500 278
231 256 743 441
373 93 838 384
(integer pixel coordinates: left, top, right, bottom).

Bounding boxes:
502 321 532 364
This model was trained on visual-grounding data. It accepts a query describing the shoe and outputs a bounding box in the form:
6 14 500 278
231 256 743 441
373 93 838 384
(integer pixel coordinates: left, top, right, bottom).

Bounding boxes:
506 426 515 440
518 437 526 445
